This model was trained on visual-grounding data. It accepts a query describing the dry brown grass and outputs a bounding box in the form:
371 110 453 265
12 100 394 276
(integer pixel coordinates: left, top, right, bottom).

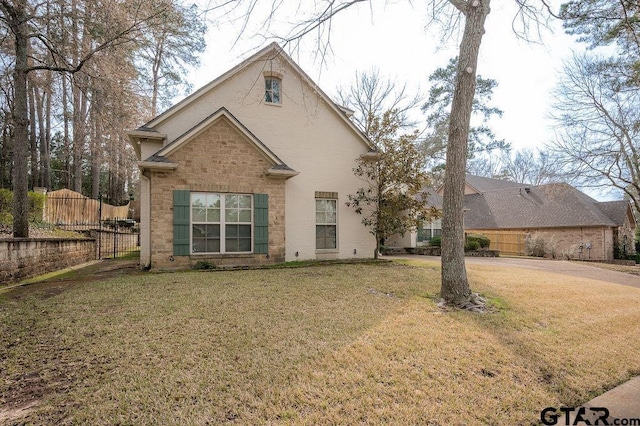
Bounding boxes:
584 261 640 276
1 259 639 425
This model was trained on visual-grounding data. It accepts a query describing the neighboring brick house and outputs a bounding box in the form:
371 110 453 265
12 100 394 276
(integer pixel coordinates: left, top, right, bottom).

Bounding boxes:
128 43 377 270
389 175 636 261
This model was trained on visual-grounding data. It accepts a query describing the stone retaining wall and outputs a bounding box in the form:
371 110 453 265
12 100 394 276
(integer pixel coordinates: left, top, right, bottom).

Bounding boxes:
0 238 96 285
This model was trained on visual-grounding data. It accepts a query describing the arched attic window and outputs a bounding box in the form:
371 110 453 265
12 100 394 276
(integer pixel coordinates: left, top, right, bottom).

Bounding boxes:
264 71 283 104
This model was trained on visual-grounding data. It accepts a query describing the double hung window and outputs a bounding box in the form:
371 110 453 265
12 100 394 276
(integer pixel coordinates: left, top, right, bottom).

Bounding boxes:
316 199 337 250
417 219 442 243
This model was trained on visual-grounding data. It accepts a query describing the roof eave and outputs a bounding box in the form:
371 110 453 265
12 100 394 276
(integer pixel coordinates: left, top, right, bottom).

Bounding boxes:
138 161 178 171
266 168 300 179
127 130 167 159
360 151 380 161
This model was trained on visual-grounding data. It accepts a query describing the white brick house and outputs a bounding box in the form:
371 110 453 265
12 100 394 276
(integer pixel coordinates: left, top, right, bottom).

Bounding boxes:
127 43 377 269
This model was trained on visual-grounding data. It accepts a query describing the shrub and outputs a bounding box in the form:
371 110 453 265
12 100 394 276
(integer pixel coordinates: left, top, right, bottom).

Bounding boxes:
193 260 216 270
28 191 45 222
0 189 12 224
467 233 490 249
525 233 558 258
525 233 546 257
0 189 46 225
429 236 442 247
465 240 480 251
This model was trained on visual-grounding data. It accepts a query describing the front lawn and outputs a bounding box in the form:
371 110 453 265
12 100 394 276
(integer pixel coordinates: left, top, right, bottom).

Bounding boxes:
1 260 639 425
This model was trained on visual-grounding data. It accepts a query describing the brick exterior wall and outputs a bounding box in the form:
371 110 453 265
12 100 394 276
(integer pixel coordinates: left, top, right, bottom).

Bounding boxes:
617 213 636 257
471 226 632 261
0 238 96 285
522 227 613 260
149 117 286 269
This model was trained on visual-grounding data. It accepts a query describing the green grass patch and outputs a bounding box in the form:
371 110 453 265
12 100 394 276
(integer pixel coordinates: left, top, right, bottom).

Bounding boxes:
1 261 639 424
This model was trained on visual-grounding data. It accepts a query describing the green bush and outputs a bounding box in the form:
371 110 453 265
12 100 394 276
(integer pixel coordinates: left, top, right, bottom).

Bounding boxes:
0 189 13 224
28 191 45 222
193 260 216 270
465 240 480 251
467 233 490 249
0 189 46 224
429 236 442 247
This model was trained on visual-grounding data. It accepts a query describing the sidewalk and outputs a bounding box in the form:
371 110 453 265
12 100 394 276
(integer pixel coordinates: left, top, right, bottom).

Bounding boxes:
582 375 640 421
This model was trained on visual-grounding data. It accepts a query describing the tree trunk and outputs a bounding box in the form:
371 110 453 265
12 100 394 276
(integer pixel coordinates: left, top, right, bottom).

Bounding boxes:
37 80 52 190
91 114 101 199
11 4 30 237
62 74 72 189
28 78 38 189
440 0 490 306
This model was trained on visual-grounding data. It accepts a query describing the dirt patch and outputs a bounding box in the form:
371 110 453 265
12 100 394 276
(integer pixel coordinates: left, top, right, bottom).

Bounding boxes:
1 259 139 424
2 259 143 301
0 401 40 424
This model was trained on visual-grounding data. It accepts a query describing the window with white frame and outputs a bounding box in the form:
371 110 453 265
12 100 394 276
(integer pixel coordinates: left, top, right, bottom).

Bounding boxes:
191 193 252 253
316 198 337 250
417 218 442 243
265 77 281 104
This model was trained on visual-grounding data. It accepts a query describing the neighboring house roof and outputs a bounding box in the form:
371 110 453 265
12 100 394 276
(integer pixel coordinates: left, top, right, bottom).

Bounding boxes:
464 174 527 194
418 188 443 209
142 42 375 152
464 183 633 229
435 174 525 195
596 200 635 226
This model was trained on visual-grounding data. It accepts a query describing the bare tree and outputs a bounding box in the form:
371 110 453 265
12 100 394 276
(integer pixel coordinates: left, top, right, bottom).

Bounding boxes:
549 53 640 212
137 2 206 118
500 148 563 185
0 0 171 237
336 68 422 135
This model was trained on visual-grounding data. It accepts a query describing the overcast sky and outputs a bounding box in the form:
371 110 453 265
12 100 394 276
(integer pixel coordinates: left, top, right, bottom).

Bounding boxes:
189 1 582 153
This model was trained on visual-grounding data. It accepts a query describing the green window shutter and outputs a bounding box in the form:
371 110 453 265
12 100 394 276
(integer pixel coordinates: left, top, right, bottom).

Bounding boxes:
254 193 269 254
173 190 191 256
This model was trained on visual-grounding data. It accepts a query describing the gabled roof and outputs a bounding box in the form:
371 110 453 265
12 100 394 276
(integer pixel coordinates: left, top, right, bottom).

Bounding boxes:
596 200 635 226
417 188 444 208
464 174 527 194
464 183 632 229
140 107 298 178
143 42 374 152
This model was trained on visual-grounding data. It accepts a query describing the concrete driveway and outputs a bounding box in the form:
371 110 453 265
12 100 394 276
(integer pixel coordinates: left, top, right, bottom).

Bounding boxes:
392 255 640 289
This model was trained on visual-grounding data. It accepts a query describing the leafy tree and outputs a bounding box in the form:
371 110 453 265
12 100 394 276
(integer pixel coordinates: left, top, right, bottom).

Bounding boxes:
220 0 549 309
0 0 206 236
551 0 640 209
347 109 436 259
560 0 640 55
421 56 510 185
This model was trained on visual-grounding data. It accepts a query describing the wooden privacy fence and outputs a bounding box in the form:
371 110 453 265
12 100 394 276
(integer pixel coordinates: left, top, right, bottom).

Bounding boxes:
469 230 528 256
40 189 138 259
43 189 129 224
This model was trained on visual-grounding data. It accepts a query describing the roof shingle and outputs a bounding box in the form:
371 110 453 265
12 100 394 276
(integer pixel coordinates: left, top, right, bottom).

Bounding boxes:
463 183 628 229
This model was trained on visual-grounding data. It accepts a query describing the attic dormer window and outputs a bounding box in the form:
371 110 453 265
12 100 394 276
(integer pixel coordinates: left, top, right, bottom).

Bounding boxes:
265 77 281 104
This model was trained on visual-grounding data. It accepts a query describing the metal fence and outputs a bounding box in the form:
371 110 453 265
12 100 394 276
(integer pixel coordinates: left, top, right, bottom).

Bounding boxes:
44 189 139 259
